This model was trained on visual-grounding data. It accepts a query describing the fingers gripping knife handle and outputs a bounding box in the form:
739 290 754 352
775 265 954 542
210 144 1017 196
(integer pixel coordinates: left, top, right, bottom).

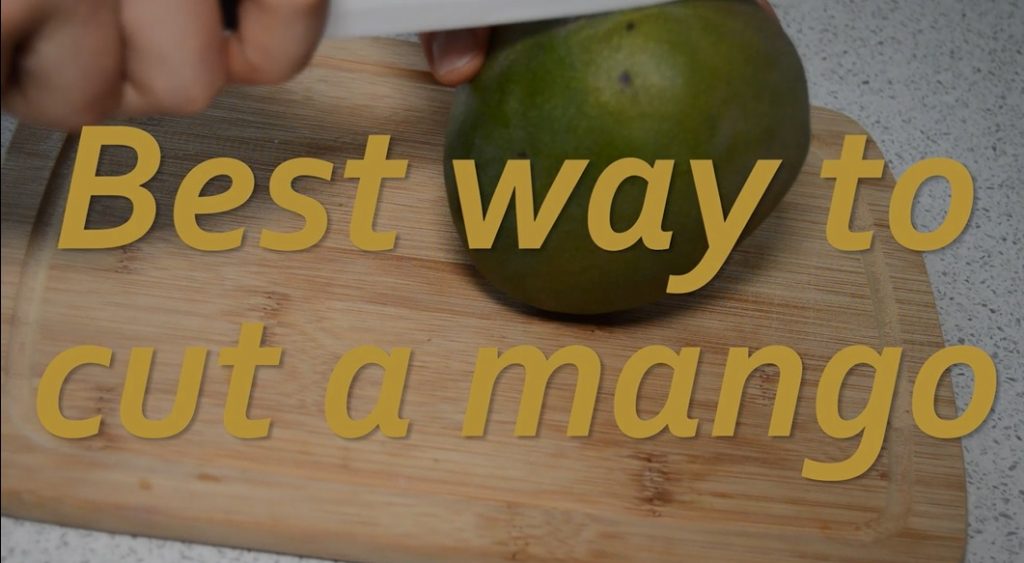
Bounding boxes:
220 0 239 30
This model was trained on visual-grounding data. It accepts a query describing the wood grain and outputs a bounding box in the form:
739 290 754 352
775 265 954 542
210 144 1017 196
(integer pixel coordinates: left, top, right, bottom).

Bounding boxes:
1 38 965 562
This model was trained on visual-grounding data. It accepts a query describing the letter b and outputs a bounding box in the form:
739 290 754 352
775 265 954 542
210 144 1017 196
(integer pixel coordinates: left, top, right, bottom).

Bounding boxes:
59 126 160 249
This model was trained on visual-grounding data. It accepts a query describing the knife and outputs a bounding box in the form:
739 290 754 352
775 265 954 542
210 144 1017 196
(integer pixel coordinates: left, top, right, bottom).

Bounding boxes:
221 0 673 37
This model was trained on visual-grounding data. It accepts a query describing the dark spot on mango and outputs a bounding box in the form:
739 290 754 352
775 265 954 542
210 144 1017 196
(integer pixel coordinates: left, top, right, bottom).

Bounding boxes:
618 70 633 87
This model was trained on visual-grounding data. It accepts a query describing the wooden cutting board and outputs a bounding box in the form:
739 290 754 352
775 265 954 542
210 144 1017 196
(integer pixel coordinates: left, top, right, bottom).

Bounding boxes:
1 38 965 562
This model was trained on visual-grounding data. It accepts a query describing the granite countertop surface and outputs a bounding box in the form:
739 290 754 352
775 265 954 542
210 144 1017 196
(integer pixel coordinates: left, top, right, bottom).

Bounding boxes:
1 0 1021 561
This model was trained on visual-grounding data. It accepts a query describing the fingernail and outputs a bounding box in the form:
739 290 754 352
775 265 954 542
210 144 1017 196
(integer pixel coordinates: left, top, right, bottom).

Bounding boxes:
431 30 481 79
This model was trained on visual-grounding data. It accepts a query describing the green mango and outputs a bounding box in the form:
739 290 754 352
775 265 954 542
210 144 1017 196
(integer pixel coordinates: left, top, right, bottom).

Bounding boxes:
444 0 810 314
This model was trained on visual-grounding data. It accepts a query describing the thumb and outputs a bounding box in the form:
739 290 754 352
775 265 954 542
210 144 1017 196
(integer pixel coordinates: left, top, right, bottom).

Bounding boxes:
419 28 490 86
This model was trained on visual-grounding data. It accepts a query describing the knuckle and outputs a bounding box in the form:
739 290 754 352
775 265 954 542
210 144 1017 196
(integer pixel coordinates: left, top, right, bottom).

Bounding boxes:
242 60 301 85
173 84 220 115
154 76 223 116
68 84 119 126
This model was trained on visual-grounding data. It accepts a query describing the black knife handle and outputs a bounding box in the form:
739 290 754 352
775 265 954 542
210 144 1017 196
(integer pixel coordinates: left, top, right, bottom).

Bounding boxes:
220 0 239 31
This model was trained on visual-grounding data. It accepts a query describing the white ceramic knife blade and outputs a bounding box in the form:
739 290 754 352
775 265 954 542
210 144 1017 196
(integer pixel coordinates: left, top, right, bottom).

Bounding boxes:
322 0 674 38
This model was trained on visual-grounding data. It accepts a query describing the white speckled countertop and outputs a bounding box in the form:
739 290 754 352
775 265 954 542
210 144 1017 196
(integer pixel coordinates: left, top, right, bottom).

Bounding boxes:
1 0 1021 561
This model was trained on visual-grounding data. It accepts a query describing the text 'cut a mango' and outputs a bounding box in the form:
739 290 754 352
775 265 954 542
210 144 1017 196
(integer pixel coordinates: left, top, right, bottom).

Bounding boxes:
37 323 996 482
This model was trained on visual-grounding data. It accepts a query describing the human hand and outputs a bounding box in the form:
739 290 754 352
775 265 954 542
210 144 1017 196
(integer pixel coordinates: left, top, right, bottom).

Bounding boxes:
2 1 777 130
418 28 491 86
1 0 328 130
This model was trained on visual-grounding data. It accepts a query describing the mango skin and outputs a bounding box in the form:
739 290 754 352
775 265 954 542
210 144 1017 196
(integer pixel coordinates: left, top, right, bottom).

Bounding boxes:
444 0 810 314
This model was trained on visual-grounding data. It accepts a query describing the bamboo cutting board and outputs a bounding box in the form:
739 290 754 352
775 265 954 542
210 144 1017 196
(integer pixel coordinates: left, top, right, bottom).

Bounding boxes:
1 38 965 562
